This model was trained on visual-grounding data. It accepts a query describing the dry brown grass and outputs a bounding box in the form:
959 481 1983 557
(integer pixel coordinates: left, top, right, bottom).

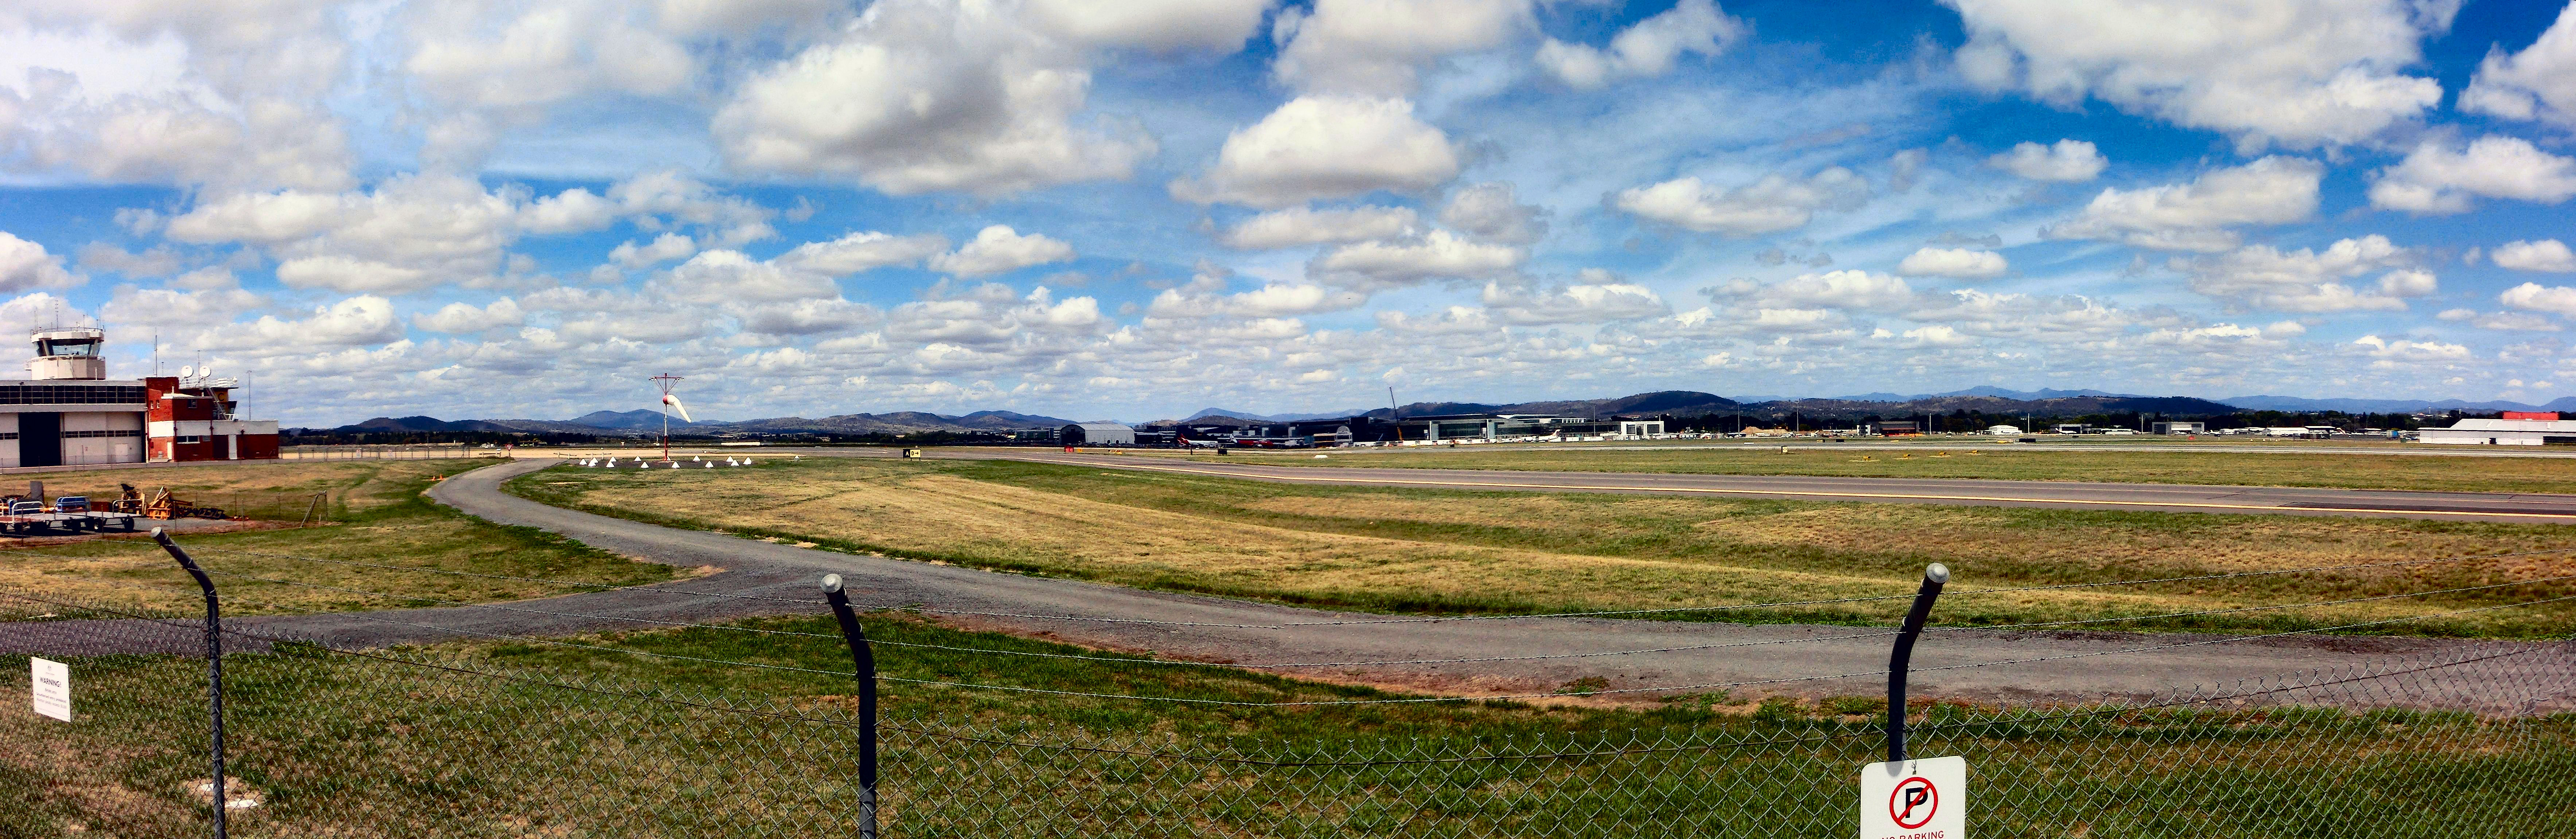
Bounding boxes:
0 460 681 613
512 458 2576 636
1135 443 2576 494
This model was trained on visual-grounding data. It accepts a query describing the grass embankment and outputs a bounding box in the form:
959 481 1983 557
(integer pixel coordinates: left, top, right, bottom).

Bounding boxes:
0 460 684 614
4 603 2565 838
1124 443 2576 494
509 458 2576 637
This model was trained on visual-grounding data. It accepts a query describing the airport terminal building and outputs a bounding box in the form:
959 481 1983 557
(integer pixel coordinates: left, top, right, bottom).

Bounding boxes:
0 328 279 467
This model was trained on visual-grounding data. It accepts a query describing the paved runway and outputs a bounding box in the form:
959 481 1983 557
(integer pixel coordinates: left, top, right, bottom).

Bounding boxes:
949 450 2576 523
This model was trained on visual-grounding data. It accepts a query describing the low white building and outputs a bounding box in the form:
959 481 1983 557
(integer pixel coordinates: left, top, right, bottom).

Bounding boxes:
2418 418 2576 446
1985 425 2023 435
1616 419 1665 437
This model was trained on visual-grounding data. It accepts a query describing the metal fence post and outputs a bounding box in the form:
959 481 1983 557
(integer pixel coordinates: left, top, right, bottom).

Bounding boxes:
152 528 227 839
821 574 879 839
1885 563 1949 764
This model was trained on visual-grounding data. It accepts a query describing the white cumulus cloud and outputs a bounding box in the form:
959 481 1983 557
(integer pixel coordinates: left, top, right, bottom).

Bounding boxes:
1536 0 1744 89
1219 206 1420 250
2459 2 2576 127
2043 156 2321 252
1172 95 1460 208
0 232 85 293
2178 234 2431 312
1481 274 1670 325
1270 0 1535 96
2502 282 2576 317
1761 270 1917 312
1897 247 2009 279
930 226 1076 277
1611 168 1867 236
2494 239 2576 273
2351 333 2471 366
2367 136 2576 214
1986 139 2106 182
1947 0 2447 149
1023 0 1273 51
1438 182 1548 245
1310 230 1524 290
412 297 526 333
609 233 697 269
711 0 1176 196
1150 270 1369 318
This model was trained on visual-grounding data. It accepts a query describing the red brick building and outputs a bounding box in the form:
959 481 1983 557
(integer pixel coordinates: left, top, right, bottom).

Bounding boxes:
145 375 280 461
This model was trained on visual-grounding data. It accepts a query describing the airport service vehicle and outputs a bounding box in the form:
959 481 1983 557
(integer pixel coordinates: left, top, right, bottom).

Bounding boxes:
0 496 139 534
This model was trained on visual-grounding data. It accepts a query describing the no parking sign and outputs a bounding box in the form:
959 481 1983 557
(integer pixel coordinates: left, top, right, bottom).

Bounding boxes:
1860 756 1964 838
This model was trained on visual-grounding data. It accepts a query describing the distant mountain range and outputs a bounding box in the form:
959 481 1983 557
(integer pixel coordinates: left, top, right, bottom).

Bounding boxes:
1739 386 2138 403
317 408 1077 437
1184 407 1374 423
1164 389 2245 426
308 385 2557 437
2216 395 2576 413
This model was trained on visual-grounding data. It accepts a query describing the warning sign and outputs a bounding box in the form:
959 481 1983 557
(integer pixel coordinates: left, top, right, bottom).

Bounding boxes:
30 657 69 722
1860 755 1963 839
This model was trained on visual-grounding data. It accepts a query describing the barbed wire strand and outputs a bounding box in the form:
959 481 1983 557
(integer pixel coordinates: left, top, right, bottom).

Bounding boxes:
28 552 2576 675
54 540 2576 630
823 594 2576 707
885 639 2576 765
97 557 2576 674
12 584 2565 770
45 566 2522 708
5 581 2568 752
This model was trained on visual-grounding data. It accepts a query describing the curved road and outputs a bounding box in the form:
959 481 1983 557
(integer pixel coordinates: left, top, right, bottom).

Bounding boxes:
5 457 2567 711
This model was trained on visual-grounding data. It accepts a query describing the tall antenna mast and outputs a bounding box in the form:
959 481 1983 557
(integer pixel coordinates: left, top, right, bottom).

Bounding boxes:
653 372 685 462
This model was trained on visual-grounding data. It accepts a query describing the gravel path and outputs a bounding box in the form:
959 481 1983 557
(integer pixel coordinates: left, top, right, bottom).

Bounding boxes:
5 457 2567 711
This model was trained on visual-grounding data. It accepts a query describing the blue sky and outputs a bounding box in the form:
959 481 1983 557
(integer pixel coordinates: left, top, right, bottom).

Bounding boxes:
2 0 2575 425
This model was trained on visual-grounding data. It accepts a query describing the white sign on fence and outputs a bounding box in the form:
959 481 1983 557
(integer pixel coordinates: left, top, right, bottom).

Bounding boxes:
1860 755 1963 839
30 657 70 722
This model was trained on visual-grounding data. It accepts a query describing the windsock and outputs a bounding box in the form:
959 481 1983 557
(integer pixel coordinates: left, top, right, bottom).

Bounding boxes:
662 393 693 422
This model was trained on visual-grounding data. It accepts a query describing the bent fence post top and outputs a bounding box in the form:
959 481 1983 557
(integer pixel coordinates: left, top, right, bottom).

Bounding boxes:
822 574 880 839
1887 563 1949 765
152 527 229 839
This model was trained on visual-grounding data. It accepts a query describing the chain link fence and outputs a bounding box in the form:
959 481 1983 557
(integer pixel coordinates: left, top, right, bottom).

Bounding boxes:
0 582 2569 837
153 490 334 524
280 445 503 462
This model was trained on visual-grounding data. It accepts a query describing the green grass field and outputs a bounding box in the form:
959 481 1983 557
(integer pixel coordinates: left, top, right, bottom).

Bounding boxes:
1115 442 2576 494
4 598 2564 838
0 460 685 613
509 458 2576 637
